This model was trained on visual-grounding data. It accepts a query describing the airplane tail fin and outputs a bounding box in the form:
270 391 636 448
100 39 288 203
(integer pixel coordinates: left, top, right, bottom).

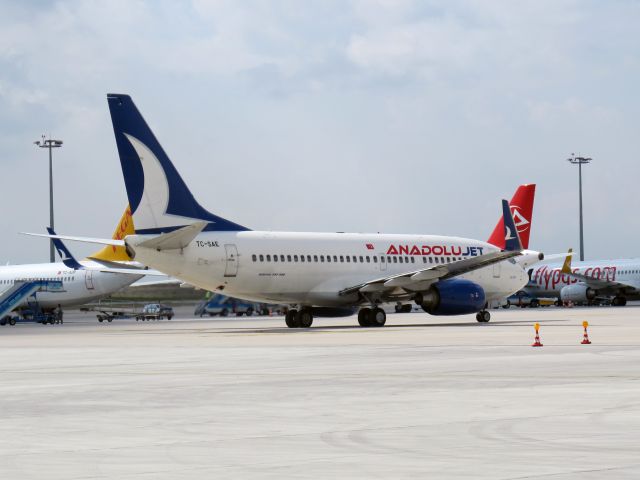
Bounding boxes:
90 206 135 262
47 227 83 270
488 184 535 249
561 248 573 274
501 199 522 252
106 93 249 235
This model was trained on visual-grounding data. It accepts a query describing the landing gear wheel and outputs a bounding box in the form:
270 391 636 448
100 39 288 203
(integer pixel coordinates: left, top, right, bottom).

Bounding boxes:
285 309 299 328
358 308 371 327
296 309 313 328
9 318 16 326
476 310 490 323
612 296 627 306
369 308 386 327
613 296 627 306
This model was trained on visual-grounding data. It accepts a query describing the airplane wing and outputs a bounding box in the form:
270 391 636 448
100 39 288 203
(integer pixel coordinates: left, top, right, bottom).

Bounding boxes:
341 199 523 298
339 249 520 297
561 249 636 290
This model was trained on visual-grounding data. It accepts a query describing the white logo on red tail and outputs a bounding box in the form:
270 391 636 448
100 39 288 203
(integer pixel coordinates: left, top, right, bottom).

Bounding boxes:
511 205 530 234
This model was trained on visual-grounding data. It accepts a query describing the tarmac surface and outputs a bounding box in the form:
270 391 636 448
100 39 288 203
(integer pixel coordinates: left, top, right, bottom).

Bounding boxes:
1 305 639 479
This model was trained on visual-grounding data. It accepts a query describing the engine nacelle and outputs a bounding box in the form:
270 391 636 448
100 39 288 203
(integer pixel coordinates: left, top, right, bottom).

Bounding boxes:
560 284 596 303
417 279 486 316
516 250 545 269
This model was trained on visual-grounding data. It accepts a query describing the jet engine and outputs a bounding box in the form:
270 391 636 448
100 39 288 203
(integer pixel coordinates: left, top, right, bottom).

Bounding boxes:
560 284 596 303
516 250 545 269
415 279 486 315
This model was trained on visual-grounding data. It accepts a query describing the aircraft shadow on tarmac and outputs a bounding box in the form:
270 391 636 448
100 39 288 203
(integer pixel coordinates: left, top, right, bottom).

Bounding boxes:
211 318 568 335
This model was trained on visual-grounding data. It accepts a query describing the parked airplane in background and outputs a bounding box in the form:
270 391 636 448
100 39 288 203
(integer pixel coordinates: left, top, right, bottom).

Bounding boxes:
2 207 150 314
524 249 640 306
41 94 543 328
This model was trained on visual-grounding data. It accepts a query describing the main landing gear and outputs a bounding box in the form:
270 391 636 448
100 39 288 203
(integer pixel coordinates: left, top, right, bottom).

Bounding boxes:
612 296 627 306
357 307 386 327
285 308 313 328
476 310 491 323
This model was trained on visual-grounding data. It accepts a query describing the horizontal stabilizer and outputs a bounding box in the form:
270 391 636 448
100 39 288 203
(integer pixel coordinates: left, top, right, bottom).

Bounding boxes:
86 258 167 276
22 232 125 247
137 221 208 250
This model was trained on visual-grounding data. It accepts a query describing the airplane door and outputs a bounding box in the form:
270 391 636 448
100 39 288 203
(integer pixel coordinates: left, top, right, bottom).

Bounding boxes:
493 263 501 278
379 253 387 271
85 270 95 290
224 244 239 277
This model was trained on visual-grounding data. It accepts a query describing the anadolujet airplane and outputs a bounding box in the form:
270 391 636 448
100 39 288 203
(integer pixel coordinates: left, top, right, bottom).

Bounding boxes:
43 94 543 328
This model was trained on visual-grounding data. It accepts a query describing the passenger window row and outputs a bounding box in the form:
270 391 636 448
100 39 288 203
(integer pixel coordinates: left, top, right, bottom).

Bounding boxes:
250 254 464 265
3 277 75 284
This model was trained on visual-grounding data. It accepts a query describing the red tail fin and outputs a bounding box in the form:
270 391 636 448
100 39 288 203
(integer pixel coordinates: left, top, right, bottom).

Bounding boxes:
487 184 536 249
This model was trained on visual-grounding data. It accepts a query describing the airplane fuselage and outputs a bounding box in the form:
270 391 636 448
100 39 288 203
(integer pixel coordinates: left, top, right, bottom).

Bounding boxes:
127 231 528 308
526 259 640 298
0 261 143 310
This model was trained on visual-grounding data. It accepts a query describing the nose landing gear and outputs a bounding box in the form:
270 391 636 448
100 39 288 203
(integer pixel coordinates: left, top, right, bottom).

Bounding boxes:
476 310 491 323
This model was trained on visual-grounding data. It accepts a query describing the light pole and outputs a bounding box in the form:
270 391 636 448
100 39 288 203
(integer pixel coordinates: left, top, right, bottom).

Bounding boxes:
567 154 592 262
34 135 63 263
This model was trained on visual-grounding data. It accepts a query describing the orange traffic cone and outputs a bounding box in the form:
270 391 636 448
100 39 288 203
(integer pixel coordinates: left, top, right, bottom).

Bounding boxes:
581 321 591 344
532 322 543 347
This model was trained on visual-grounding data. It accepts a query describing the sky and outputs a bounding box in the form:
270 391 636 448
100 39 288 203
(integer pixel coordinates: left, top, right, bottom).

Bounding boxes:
0 0 638 264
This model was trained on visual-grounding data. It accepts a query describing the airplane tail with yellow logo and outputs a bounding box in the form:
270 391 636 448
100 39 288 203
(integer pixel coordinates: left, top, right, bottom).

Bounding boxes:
89 206 135 262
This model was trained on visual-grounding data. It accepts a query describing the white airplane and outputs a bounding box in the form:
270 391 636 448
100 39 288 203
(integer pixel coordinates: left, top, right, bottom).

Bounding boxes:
42 94 543 328
524 249 640 306
1 207 155 318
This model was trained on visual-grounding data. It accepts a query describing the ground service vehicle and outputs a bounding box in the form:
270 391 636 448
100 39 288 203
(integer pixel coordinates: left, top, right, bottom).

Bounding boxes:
136 303 174 321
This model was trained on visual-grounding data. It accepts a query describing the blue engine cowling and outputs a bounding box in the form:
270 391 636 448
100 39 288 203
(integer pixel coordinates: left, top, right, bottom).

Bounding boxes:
419 278 486 316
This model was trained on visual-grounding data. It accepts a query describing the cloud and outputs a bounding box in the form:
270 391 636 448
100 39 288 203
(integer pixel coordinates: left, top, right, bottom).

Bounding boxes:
0 0 638 262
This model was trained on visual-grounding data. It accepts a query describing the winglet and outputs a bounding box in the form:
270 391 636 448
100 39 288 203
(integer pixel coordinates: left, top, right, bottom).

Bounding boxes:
47 227 84 270
561 248 573 274
502 199 522 252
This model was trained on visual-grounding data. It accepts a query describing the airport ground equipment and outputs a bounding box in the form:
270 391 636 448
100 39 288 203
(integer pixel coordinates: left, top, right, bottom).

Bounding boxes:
0 280 63 325
96 310 133 322
136 303 174 321
197 294 273 317
394 302 414 313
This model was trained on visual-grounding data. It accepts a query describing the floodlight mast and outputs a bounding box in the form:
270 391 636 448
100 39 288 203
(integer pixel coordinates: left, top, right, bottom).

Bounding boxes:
34 135 63 263
567 154 592 262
